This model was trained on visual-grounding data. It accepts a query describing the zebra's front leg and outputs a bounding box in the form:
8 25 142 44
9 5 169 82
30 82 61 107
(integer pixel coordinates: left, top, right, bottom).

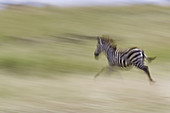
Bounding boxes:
94 66 113 79
94 67 106 79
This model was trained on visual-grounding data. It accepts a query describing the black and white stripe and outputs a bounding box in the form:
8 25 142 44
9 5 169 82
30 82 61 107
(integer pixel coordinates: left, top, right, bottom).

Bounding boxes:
94 37 156 82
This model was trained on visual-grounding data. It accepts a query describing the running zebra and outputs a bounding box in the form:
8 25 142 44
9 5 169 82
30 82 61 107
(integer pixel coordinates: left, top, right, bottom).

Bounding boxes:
94 36 156 82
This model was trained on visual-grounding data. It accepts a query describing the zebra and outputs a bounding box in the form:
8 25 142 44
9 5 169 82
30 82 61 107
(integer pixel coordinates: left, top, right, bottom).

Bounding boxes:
94 36 156 82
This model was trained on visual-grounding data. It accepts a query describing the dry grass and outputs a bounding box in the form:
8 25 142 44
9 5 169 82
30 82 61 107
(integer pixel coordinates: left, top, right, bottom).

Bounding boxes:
0 65 169 113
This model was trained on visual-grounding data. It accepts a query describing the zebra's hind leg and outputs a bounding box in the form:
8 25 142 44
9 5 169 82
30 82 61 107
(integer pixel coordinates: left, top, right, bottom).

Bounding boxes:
138 65 155 83
136 65 155 82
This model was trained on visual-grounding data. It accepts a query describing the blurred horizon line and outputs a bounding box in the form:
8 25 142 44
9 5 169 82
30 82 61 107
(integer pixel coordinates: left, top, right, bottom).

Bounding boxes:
0 0 170 9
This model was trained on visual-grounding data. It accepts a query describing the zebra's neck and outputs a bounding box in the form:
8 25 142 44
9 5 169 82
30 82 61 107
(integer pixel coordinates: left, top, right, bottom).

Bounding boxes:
103 43 116 55
103 43 117 65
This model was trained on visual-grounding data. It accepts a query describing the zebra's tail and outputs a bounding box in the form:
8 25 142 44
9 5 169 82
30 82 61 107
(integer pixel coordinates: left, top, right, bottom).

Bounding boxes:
146 56 156 63
142 51 156 63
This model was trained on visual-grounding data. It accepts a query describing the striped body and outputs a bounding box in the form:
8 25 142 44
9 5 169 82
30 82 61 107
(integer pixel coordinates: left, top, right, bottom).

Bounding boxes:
106 47 145 68
94 37 155 82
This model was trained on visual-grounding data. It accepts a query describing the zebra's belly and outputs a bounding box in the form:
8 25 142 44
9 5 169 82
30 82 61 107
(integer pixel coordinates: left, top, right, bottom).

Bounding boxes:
117 60 132 68
109 60 131 68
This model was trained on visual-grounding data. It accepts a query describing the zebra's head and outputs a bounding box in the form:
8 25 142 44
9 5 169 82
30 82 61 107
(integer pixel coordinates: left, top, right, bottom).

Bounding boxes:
94 36 116 59
94 37 103 59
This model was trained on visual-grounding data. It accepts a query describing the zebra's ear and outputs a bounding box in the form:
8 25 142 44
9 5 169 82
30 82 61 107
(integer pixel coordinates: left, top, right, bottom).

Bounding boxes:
97 37 101 44
97 37 103 45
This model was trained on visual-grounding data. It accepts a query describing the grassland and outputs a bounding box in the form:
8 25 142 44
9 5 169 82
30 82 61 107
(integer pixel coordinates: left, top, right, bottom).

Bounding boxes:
0 5 170 113
0 5 170 75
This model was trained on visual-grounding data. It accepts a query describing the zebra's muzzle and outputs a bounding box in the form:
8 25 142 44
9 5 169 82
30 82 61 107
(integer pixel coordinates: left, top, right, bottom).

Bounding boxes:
94 52 99 59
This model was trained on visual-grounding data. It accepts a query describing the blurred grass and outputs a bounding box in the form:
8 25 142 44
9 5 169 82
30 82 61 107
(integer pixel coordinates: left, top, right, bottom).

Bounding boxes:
0 5 170 113
0 5 169 75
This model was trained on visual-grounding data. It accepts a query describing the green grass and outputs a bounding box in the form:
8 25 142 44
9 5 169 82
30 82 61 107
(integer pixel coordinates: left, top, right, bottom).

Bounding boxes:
0 5 169 75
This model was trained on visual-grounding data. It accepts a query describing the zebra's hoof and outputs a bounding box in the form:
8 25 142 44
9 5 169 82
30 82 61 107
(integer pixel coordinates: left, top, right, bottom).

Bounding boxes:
149 79 156 84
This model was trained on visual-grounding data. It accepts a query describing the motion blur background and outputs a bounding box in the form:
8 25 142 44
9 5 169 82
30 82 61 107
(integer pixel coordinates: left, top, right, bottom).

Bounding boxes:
0 0 170 113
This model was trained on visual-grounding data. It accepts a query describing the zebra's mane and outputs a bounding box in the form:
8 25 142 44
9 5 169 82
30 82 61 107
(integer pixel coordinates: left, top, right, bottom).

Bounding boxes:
100 35 117 49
